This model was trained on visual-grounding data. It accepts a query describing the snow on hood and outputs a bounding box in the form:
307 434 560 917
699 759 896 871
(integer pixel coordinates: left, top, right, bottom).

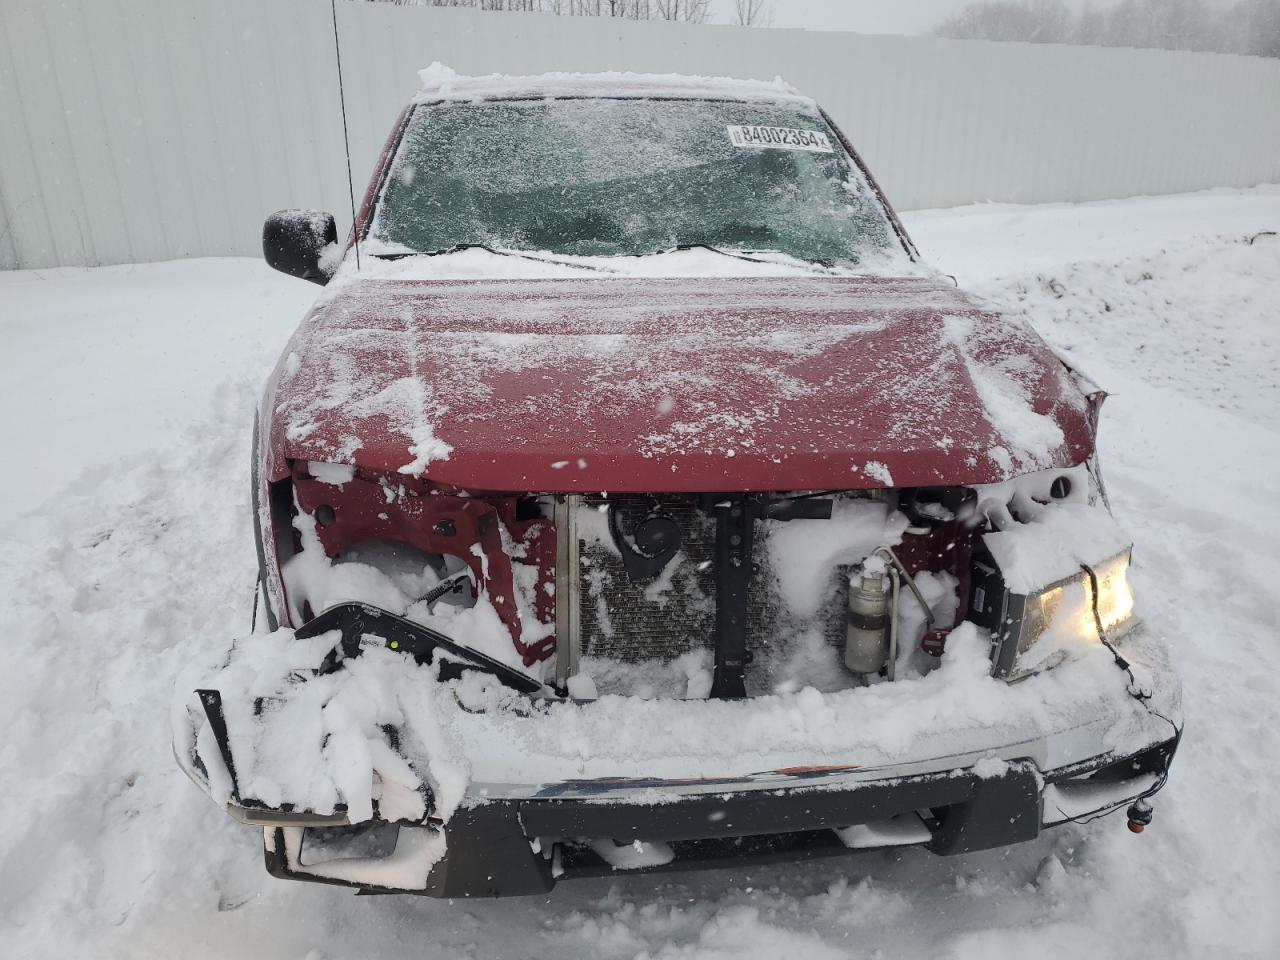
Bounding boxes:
414 61 813 107
265 273 1094 492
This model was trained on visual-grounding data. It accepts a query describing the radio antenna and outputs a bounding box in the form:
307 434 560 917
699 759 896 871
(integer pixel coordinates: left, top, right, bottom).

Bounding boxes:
330 0 361 270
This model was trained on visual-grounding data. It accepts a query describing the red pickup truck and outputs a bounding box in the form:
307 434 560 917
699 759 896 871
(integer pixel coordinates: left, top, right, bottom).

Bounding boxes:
173 68 1180 898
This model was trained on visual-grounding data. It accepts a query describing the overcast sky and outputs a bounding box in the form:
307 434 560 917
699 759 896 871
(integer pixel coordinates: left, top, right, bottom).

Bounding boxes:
706 0 1107 35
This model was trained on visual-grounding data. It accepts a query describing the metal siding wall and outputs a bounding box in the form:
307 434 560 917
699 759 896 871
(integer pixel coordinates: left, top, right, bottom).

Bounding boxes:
2 0 1279 269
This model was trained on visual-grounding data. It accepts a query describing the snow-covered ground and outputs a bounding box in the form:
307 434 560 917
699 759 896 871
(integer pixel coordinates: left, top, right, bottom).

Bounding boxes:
2 186 1278 958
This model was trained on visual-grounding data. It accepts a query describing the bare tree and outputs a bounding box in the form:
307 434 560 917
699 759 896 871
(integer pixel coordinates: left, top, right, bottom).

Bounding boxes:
734 0 769 27
652 0 709 22
378 0 709 20
1240 0 1280 56
1075 3 1108 46
936 0 1280 57
937 1 1075 44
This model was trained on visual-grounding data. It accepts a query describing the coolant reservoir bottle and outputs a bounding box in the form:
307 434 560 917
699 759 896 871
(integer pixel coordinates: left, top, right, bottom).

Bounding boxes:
845 565 889 674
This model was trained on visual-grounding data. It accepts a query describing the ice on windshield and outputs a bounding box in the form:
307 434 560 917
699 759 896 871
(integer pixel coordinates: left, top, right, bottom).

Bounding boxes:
370 98 907 267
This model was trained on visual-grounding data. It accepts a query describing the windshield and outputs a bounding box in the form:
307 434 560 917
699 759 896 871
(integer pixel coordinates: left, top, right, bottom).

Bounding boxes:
369 98 907 267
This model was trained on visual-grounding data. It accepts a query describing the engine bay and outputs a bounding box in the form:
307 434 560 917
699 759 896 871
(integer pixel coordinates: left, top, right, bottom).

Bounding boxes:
265 459 1115 701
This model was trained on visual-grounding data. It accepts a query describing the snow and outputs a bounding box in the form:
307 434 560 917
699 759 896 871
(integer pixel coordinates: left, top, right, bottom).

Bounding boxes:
565 672 598 700
414 62 811 107
289 269 1067 495
981 500 1132 594
344 243 922 280
973 463 1091 526
278 360 454 477
180 634 465 830
277 521 542 673
764 498 905 619
586 838 677 871
181 611 1170 800
2 185 1279 957
834 815 933 849
306 461 355 486
272 822 446 892
944 312 1068 471
861 460 893 485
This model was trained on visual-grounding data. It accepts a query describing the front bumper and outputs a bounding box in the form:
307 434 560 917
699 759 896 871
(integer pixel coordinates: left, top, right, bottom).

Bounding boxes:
255 735 1178 898
174 607 1181 898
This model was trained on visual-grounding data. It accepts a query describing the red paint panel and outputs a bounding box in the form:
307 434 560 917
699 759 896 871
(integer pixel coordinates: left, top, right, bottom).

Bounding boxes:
264 275 1094 494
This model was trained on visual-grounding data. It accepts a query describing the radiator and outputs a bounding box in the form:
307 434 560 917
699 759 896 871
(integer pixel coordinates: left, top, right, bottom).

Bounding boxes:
575 496 849 665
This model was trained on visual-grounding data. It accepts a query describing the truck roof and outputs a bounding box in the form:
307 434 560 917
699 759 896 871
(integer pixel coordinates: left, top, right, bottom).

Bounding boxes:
412 62 816 107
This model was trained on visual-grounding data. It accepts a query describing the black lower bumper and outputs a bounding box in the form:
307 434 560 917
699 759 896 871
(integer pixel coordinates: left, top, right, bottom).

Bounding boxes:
261 735 1178 898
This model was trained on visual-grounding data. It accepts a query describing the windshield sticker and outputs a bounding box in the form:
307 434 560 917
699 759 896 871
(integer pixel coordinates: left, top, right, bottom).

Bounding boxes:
727 125 834 153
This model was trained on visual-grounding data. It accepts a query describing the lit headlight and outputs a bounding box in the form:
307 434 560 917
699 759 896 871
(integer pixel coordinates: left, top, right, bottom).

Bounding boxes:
1088 549 1135 636
969 548 1137 680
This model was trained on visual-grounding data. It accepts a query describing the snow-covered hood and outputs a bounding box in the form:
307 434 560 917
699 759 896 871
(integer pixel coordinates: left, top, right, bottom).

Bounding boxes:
265 275 1095 492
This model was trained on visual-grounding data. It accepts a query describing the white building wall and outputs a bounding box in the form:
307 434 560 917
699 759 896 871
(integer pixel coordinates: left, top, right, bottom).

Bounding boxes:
2 0 1278 269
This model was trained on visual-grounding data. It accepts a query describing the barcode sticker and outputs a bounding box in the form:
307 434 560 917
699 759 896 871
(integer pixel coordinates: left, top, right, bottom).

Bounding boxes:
727 125 834 153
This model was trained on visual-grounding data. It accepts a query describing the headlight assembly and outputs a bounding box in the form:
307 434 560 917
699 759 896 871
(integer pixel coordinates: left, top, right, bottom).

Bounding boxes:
969 547 1136 681
1086 549 1136 637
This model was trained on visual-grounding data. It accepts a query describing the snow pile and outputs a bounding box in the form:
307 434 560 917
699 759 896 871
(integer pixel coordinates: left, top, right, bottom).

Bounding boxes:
982 500 1131 594
580 647 716 700
442 623 1172 787
172 589 1170 815
281 535 445 624
175 629 467 829
764 498 905 618
894 569 960 675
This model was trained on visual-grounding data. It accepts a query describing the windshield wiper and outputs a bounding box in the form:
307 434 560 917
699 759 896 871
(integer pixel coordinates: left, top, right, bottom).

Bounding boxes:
669 243 839 270
373 242 838 271
373 243 619 273
672 243 774 264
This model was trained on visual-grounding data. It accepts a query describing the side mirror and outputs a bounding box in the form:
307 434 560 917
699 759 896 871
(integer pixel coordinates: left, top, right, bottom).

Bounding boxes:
263 209 338 284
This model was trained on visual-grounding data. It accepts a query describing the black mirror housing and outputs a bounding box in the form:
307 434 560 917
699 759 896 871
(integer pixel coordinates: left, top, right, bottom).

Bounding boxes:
263 209 338 284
